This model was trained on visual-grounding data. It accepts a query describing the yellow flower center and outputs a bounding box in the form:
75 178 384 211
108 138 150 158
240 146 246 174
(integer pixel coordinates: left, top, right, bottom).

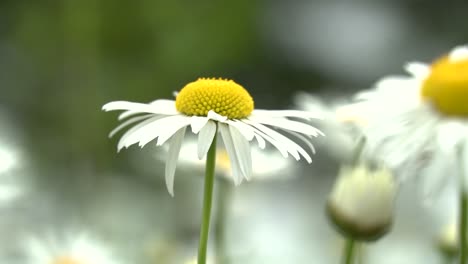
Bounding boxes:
421 54 468 116
51 256 82 264
175 78 254 119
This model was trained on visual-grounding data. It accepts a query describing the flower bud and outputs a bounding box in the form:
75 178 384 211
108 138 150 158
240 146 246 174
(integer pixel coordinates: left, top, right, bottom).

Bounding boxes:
327 164 396 241
437 222 458 258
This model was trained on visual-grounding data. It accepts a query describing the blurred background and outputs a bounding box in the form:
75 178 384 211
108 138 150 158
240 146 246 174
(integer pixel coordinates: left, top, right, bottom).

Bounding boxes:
0 0 467 263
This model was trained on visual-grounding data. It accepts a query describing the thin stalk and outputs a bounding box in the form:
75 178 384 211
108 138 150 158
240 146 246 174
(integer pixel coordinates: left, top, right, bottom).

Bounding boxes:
351 135 366 165
460 191 467 264
458 143 467 264
198 132 218 264
343 238 356 264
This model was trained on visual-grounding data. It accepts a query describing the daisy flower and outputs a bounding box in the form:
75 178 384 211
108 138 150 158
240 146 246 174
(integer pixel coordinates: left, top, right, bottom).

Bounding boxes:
103 78 322 196
102 77 322 264
341 45 468 264
341 45 468 193
24 232 120 264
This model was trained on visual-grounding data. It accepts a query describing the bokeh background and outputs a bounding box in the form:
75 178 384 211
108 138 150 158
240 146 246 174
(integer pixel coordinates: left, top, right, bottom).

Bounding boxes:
0 0 467 263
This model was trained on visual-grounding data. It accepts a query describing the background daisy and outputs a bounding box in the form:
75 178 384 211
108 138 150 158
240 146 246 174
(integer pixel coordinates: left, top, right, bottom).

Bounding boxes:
342 45 468 264
24 232 120 264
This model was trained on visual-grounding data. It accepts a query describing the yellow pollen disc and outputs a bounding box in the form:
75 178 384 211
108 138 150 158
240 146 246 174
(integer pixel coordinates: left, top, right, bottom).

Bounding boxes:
51 256 83 264
175 78 254 119
421 54 468 116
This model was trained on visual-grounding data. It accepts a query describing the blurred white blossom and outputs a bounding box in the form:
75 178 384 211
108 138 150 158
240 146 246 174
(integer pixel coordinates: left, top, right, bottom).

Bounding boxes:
24 232 121 264
340 45 468 197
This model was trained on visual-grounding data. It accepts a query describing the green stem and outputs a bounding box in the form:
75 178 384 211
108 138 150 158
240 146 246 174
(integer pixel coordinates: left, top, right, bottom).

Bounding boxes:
458 144 467 264
460 191 467 264
343 238 356 264
443 255 456 264
198 132 218 264
351 135 366 165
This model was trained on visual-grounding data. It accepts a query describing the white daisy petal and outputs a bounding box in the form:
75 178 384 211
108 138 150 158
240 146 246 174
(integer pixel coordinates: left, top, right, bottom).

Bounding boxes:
253 133 266 149
165 127 187 196
207 110 228 122
227 120 255 141
103 101 173 116
252 109 322 120
155 116 192 146
229 124 252 180
121 115 189 149
109 114 153 138
449 45 468 62
249 125 292 159
404 62 430 79
190 116 209 134
249 115 324 137
197 120 217 159
219 123 243 185
284 130 317 155
117 116 163 151
244 119 311 162
117 100 178 120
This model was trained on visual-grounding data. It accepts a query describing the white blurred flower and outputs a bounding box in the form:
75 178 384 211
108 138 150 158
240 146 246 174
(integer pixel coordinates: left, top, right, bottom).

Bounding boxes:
341 45 468 196
103 78 322 195
294 91 363 162
0 143 24 203
24 232 120 264
327 164 396 241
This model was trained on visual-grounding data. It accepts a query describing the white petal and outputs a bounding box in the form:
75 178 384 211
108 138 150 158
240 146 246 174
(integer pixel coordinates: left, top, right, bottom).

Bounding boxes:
249 116 324 137
109 114 153 138
155 115 192 146
197 120 217 159
404 62 430 79
254 133 266 149
165 127 187 196
190 116 209 134
118 99 178 120
229 124 252 180
251 109 322 120
207 110 228 122
118 115 190 150
251 126 290 159
449 45 468 62
227 120 255 141
117 116 163 151
284 130 317 155
245 119 312 162
219 123 243 185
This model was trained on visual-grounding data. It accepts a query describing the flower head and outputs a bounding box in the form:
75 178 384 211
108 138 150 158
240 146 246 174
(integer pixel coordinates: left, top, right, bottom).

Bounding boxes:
327 164 396 241
24 233 120 264
103 78 323 195
341 45 468 196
